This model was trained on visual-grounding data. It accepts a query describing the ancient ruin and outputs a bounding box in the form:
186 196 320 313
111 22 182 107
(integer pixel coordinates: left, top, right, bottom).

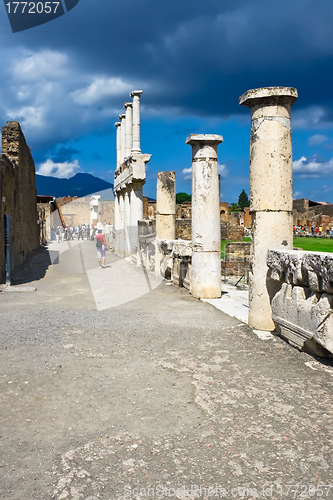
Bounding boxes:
239 87 298 331
0 121 40 283
113 91 151 262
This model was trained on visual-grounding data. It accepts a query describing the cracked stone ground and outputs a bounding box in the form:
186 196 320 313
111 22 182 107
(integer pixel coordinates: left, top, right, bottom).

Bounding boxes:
1 242 333 500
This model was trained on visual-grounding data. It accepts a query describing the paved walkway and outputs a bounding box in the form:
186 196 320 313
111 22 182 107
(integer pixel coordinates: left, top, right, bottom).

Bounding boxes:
1 241 333 500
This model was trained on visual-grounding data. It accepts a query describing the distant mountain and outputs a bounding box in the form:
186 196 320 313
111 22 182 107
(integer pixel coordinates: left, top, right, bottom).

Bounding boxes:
36 172 114 199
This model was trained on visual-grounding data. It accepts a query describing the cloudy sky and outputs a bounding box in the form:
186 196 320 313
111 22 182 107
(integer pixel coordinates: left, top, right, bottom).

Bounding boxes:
1 0 333 202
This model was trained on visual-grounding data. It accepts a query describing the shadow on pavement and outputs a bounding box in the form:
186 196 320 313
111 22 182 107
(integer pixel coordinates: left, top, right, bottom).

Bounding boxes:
11 246 59 285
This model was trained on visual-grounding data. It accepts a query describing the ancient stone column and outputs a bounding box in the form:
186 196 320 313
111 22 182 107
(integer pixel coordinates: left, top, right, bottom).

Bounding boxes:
119 113 126 164
114 193 120 254
124 102 133 159
186 134 223 299
130 182 144 260
124 189 131 257
115 121 121 169
155 171 176 276
118 192 125 256
239 86 298 331
130 90 143 153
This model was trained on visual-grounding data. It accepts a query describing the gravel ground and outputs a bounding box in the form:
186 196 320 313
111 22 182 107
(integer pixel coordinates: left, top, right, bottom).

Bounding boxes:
1 243 333 500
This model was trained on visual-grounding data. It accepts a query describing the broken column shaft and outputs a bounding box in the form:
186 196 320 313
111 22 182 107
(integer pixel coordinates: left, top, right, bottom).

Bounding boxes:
239 86 298 330
186 134 223 299
155 171 176 276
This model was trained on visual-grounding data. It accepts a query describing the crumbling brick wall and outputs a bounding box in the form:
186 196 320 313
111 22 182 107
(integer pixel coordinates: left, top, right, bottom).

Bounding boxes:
0 122 39 282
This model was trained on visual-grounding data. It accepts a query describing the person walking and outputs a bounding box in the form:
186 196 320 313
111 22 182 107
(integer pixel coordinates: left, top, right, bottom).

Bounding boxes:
95 228 107 268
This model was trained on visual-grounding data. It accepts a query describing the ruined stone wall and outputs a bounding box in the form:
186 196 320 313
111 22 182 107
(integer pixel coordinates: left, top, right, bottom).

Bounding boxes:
220 202 229 223
0 122 39 282
59 198 114 227
221 223 244 241
176 219 191 240
267 249 333 357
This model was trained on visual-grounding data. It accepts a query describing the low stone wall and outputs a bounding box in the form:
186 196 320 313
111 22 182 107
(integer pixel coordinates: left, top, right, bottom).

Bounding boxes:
267 249 333 357
221 223 244 241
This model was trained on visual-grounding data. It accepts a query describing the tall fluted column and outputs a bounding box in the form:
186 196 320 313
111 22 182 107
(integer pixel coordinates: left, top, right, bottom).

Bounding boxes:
118 192 125 257
186 134 223 299
130 90 143 153
114 193 120 254
119 113 126 164
239 86 298 331
155 172 176 276
130 182 144 261
124 102 133 159
115 122 121 169
124 189 131 257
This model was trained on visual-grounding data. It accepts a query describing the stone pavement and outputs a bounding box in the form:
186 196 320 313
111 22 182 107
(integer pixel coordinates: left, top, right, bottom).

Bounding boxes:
1 241 333 500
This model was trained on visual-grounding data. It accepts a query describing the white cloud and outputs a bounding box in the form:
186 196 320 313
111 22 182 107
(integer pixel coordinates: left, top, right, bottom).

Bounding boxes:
71 77 131 105
11 51 68 81
218 163 228 177
308 134 328 146
293 156 333 178
37 159 80 178
6 105 44 128
182 166 192 181
293 191 302 198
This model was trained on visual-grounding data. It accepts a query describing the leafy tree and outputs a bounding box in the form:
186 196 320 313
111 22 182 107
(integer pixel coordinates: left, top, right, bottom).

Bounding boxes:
238 189 250 210
176 192 191 204
229 202 240 212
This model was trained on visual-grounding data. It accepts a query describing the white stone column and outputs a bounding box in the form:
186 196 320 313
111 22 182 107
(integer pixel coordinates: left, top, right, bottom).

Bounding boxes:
239 86 298 331
124 189 131 257
124 102 133 159
114 193 120 253
130 90 143 153
155 171 176 276
130 181 144 260
119 113 126 164
118 192 125 256
186 134 223 299
115 122 121 169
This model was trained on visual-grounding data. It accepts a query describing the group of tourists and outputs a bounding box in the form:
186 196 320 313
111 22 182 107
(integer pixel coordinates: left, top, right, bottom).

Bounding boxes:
52 224 92 242
293 225 333 236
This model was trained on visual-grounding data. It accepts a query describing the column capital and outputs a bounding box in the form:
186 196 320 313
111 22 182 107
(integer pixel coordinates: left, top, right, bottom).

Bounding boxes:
130 90 143 98
119 113 126 120
186 134 223 146
124 102 133 109
115 121 121 127
186 134 223 161
239 86 298 108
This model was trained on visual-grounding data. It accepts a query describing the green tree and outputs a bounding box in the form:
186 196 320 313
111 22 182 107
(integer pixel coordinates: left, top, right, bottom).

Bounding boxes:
229 202 240 212
238 189 250 210
176 192 191 204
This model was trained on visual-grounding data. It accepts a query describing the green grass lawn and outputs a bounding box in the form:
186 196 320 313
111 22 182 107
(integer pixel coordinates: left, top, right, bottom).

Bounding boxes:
221 236 333 257
293 236 333 253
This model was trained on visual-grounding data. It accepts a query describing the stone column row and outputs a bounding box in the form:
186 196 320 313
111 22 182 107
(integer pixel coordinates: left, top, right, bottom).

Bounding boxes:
114 185 144 259
115 90 143 165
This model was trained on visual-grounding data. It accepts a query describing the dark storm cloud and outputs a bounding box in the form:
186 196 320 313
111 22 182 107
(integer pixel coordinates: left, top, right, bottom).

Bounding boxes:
1 0 333 151
52 147 81 163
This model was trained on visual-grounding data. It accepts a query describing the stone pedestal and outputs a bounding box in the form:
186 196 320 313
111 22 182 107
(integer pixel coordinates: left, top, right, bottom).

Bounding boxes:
186 134 223 299
155 171 176 276
239 86 298 330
